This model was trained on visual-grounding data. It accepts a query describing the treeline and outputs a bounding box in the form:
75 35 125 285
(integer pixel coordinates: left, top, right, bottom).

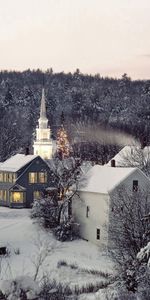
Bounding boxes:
0 69 150 161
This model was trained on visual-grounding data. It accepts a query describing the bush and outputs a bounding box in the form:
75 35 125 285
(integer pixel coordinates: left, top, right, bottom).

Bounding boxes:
54 219 79 242
0 276 40 300
31 197 59 228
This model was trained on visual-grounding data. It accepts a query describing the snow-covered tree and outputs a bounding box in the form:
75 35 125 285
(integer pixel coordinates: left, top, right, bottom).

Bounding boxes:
56 112 71 159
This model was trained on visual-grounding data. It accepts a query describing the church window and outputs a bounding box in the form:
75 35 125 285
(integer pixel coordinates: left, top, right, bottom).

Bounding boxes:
96 228 100 240
29 172 38 183
86 206 90 218
133 180 138 192
38 172 47 183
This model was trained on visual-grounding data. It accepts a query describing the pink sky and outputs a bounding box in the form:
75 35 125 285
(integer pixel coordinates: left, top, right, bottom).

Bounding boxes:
0 0 150 79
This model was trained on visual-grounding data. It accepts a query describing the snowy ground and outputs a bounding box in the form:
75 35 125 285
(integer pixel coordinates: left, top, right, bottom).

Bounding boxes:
0 207 114 297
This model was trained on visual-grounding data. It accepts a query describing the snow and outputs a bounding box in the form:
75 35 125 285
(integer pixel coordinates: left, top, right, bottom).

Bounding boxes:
78 165 137 194
107 145 150 168
137 242 150 267
0 154 38 172
0 207 114 289
0 276 40 299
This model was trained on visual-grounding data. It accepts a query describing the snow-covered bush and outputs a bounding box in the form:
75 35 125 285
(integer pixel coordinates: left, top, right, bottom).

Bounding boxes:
0 276 40 300
54 218 79 241
137 242 150 267
31 196 59 228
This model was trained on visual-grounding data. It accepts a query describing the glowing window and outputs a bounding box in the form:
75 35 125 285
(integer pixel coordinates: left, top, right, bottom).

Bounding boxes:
0 190 3 199
0 173 3 182
13 173 16 183
3 190 7 201
39 172 47 183
8 173 13 183
34 191 41 200
11 192 24 203
3 173 7 182
29 173 38 183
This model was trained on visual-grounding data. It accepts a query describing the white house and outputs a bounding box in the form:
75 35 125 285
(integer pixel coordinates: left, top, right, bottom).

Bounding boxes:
72 165 150 247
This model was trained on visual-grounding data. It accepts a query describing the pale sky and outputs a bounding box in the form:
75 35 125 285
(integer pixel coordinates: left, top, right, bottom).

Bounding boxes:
0 0 150 79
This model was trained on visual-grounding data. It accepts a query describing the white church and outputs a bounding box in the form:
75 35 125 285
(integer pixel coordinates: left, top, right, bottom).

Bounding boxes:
33 88 55 159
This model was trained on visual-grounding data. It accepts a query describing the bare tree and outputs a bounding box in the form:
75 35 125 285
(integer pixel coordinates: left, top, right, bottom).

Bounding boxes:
108 186 150 261
117 145 150 177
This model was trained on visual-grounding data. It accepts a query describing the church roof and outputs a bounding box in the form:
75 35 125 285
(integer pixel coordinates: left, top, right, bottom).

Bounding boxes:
78 165 144 194
0 154 38 172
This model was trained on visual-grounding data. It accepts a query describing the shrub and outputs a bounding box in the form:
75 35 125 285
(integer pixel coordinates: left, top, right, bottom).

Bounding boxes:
31 197 59 228
54 219 79 242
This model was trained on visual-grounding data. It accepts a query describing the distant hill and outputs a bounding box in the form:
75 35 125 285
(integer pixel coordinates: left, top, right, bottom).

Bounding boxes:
0 69 149 161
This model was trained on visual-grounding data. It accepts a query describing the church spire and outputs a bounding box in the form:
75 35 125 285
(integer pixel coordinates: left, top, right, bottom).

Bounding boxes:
33 87 53 159
40 88 47 119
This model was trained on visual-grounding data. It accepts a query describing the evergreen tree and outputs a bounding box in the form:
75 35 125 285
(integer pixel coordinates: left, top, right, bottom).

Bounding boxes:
56 112 71 159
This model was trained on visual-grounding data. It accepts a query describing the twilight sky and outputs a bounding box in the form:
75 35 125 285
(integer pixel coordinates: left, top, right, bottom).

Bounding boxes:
0 0 150 79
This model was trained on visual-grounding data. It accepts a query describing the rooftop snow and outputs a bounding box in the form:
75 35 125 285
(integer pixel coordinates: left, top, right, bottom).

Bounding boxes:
78 165 138 194
107 145 150 167
0 154 38 172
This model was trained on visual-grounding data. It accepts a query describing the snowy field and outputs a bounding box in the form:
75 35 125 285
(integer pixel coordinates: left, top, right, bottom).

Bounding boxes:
0 207 114 297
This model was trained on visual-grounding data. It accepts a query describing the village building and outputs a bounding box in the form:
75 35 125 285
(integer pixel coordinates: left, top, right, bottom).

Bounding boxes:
72 164 150 246
0 153 54 208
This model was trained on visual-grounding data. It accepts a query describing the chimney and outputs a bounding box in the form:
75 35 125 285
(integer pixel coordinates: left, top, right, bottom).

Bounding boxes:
25 147 30 155
111 159 116 167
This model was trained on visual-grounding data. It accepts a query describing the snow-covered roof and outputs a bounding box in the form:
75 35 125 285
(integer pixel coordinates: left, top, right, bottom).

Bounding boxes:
78 165 139 194
107 145 150 167
0 154 38 172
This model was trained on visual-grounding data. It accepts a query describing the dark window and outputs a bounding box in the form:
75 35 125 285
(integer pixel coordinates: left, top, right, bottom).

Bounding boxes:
86 206 90 218
96 228 100 240
133 180 138 192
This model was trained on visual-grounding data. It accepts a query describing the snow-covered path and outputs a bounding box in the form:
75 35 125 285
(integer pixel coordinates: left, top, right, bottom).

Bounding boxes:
0 207 114 287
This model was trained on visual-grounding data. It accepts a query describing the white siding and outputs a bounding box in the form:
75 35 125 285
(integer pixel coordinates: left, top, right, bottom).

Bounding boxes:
72 191 109 246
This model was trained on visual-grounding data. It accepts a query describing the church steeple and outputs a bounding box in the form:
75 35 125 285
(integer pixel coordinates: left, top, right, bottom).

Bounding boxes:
38 88 48 130
40 88 47 119
33 88 53 159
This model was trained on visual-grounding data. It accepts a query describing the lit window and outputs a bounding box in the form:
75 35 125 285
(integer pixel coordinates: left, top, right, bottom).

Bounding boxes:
86 206 90 218
96 228 100 240
0 190 3 199
11 192 24 203
3 173 7 182
3 190 7 201
0 190 7 201
29 172 38 183
13 173 16 183
8 173 13 183
0 173 3 182
39 172 47 183
34 191 41 199
133 180 138 192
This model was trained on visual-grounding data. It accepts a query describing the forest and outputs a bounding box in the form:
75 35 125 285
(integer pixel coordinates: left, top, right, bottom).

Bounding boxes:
0 69 150 162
